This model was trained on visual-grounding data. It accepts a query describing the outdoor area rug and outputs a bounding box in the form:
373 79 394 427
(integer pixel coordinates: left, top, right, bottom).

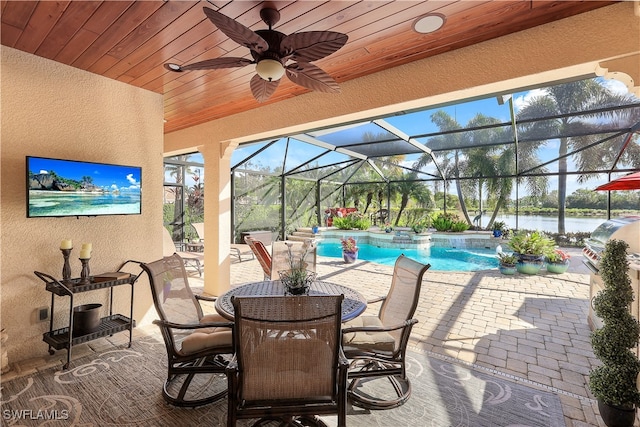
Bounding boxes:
1 335 565 426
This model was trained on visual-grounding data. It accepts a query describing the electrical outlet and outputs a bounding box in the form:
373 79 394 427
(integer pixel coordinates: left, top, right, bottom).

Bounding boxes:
38 307 49 321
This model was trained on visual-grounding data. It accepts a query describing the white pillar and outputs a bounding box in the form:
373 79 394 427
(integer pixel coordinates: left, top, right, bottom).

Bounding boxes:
200 140 238 296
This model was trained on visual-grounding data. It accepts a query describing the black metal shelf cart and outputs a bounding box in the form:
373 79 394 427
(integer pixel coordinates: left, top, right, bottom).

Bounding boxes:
35 260 142 369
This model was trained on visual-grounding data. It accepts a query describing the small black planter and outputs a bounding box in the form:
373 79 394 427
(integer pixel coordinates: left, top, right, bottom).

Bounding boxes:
598 399 636 427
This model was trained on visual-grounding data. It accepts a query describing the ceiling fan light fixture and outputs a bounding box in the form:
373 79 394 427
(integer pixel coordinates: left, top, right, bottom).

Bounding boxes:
255 58 285 81
413 13 445 34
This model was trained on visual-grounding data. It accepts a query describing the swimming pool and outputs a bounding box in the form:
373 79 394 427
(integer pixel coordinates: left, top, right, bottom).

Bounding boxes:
316 241 499 271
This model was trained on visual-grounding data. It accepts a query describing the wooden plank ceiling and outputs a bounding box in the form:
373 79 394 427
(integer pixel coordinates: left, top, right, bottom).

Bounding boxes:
1 0 614 134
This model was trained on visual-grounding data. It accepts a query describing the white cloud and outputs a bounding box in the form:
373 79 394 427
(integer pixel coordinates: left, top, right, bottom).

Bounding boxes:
512 88 549 112
599 78 630 96
39 170 49 174
126 173 138 185
111 184 118 190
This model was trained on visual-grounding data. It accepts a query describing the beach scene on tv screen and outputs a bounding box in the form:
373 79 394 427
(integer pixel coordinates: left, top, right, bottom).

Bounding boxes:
28 157 141 217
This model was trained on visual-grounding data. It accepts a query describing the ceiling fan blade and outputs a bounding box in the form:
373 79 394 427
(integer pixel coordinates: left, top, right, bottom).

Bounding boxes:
281 31 348 62
250 74 280 102
203 7 268 53
175 57 254 71
286 62 340 93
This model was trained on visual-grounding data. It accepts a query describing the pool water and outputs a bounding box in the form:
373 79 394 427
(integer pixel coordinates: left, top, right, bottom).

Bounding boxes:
317 241 499 271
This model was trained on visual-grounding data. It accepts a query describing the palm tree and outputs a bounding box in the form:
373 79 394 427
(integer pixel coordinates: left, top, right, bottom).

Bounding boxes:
391 173 429 226
517 79 640 234
414 111 473 223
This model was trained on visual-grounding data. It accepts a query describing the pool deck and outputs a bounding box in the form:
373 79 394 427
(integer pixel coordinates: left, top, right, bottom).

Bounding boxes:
5 247 609 426
229 246 606 427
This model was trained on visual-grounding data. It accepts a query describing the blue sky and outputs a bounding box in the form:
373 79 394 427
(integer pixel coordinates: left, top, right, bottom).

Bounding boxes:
29 157 141 191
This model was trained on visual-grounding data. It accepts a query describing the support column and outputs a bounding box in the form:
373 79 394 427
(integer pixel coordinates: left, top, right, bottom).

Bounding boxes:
199 140 238 296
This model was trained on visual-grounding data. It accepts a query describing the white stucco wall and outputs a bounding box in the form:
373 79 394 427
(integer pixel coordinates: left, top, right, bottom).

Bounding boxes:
1 47 164 365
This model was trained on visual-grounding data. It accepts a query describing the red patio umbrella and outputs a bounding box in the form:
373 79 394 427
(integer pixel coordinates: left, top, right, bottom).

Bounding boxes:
595 171 640 191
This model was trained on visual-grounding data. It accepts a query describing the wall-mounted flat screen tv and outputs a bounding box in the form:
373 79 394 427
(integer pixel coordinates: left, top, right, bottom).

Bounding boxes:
27 156 142 218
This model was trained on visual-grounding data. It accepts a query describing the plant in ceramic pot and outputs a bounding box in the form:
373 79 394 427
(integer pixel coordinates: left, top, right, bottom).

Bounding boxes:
340 236 359 264
507 231 555 275
497 252 518 275
589 239 640 427
492 221 507 238
545 248 571 274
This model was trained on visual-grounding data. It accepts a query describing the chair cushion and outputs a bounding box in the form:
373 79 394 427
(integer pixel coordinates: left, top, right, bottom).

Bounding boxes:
179 314 232 355
342 316 396 352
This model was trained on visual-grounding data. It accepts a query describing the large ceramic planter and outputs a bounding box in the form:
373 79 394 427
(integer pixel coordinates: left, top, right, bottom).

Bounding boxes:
516 259 543 275
514 253 544 275
493 230 503 238
343 251 358 264
598 399 636 427
499 263 517 275
546 260 570 274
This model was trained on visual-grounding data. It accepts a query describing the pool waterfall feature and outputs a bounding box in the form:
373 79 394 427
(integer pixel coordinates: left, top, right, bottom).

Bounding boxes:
316 228 502 251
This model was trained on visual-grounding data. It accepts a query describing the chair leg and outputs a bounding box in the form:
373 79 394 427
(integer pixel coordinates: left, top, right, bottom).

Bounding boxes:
162 358 227 407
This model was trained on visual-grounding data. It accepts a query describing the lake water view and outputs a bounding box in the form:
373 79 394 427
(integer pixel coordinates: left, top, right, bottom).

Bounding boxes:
477 214 611 234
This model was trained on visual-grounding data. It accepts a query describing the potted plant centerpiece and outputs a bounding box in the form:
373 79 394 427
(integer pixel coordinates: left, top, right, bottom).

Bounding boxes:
497 252 518 275
278 241 317 295
340 236 359 264
507 231 555 275
545 248 571 274
589 239 640 427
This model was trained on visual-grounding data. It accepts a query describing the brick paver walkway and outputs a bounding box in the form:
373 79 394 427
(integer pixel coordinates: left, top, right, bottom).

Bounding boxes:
230 248 604 426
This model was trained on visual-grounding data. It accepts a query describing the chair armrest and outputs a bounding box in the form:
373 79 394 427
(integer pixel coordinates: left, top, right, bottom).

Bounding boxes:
367 296 386 304
152 319 233 330
195 294 217 303
225 355 239 373
342 318 418 334
337 346 349 368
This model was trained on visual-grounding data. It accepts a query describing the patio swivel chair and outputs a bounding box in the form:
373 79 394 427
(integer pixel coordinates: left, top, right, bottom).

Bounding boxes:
342 254 430 409
244 236 272 279
245 237 317 280
162 227 204 277
226 295 348 427
141 254 234 407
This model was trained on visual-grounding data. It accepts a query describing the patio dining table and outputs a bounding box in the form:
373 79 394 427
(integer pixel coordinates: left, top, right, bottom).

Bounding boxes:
215 280 367 322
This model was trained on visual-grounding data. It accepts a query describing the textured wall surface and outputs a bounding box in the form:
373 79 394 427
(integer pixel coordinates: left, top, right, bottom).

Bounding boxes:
1 47 164 365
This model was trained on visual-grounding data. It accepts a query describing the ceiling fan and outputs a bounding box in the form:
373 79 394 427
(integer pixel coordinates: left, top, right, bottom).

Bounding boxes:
164 6 348 102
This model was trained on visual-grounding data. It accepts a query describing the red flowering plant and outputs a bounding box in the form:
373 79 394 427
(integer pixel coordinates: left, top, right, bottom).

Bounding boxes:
340 236 358 253
546 248 571 264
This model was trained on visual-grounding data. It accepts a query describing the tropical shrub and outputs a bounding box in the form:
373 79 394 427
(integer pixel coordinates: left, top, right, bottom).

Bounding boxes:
450 220 470 232
507 231 555 256
332 212 370 230
431 213 460 232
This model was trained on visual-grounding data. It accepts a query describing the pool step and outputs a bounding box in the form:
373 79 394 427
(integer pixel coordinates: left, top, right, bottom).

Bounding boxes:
287 228 319 242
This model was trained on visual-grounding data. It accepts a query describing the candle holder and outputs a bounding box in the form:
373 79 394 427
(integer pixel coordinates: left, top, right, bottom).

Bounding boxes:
79 257 91 284
61 248 72 284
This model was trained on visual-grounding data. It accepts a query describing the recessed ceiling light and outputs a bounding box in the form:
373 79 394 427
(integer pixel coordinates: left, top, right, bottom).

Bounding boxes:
164 63 183 72
413 13 445 34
